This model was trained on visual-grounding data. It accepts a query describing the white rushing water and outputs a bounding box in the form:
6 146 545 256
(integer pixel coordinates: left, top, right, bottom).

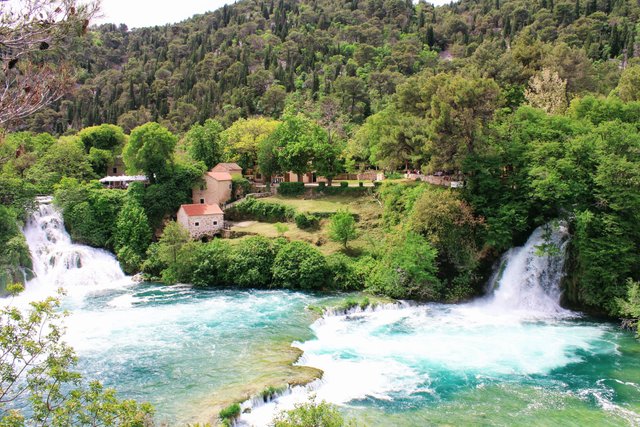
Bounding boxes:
20 199 131 301
239 222 625 426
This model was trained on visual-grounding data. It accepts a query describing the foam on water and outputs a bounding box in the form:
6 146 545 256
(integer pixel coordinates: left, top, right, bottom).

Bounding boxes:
20 200 132 302
238 223 640 426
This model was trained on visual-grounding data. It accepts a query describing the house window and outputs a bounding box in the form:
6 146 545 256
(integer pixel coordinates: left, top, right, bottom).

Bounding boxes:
229 183 232 189
200 185 205 191
112 167 117 174
213 221 218 225
200 198 205 204
194 222 200 227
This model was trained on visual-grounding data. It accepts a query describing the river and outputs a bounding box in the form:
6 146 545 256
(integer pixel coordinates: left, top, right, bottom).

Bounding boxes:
15 201 640 426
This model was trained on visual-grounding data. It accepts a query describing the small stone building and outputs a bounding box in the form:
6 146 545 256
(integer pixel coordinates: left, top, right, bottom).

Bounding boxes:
192 170 233 206
177 204 224 239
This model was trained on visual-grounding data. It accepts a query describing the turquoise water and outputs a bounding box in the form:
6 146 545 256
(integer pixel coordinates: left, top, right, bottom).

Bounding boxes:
20 204 640 426
290 304 640 426
62 284 331 425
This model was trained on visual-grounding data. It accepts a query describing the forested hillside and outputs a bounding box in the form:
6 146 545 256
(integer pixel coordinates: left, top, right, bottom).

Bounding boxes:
16 0 640 135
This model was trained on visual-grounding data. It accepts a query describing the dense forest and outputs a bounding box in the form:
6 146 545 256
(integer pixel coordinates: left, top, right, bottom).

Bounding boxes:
11 0 640 135
2 0 640 326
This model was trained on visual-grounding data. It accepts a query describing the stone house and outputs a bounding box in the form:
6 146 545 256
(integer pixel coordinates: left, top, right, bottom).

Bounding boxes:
211 162 243 178
177 204 224 239
192 170 233 206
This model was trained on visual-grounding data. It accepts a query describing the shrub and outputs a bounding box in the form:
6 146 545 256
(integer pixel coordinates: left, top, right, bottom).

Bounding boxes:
339 181 348 188
272 241 330 290
278 182 305 196
295 212 320 230
326 253 364 291
219 403 241 423
359 181 364 187
227 236 277 287
274 399 350 427
226 197 296 222
191 240 232 287
232 176 252 200
318 181 326 188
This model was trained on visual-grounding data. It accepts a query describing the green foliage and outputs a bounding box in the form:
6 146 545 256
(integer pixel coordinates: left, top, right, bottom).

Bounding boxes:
278 182 305 196
0 206 32 288
366 232 441 300
185 119 225 169
219 403 241 422
272 241 330 290
54 178 126 249
328 210 357 248
231 176 252 200
617 279 640 338
295 212 320 230
274 398 352 427
226 197 296 223
0 294 153 425
157 221 192 284
221 117 280 171
123 122 177 183
227 236 278 287
78 124 126 152
113 199 152 274
274 222 289 236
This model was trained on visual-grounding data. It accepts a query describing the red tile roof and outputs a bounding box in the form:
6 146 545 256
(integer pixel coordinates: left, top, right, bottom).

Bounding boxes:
206 171 233 181
180 204 224 216
212 163 242 172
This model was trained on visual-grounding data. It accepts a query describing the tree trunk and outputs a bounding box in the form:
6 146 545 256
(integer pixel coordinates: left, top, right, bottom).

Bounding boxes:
327 177 333 187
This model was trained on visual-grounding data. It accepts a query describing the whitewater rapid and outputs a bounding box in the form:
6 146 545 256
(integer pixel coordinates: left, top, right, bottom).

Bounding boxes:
239 223 638 426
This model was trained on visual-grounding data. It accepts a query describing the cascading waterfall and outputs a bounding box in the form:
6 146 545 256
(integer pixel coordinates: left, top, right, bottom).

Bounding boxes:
21 198 130 300
239 222 640 427
481 221 570 316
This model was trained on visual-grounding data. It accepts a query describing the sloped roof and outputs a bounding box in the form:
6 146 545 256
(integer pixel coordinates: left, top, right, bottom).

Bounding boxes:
180 204 224 216
212 163 242 172
206 171 233 181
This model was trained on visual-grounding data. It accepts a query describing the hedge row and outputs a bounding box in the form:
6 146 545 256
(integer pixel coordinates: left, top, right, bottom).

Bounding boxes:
225 197 296 222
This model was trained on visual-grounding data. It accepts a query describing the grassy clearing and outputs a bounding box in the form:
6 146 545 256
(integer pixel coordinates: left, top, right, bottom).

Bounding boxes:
229 193 384 256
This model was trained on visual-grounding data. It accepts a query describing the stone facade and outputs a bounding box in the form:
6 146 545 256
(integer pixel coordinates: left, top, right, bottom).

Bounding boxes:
177 204 224 239
192 171 233 206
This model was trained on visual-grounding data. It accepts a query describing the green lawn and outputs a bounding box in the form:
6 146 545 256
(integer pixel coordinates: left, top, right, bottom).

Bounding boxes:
260 194 376 214
229 193 385 255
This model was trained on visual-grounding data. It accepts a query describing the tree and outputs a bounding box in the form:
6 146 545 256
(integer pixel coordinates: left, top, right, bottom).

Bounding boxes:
114 199 152 273
257 135 281 190
617 279 640 338
227 236 277 287
185 119 225 170
78 124 126 152
221 117 280 171
271 114 329 182
0 0 99 127
123 122 177 183
313 138 344 186
0 287 154 425
328 209 357 249
614 65 640 102
524 68 568 114
272 241 330 290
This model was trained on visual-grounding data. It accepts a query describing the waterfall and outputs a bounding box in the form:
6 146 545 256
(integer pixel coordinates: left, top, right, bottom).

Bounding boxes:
21 198 131 299
482 221 570 316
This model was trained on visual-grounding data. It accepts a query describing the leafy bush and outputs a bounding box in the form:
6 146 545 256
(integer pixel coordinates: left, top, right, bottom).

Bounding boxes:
219 403 241 422
294 212 320 230
272 241 330 290
232 176 252 200
278 182 306 196
274 398 350 427
227 236 277 287
190 240 232 287
326 253 364 291
340 181 348 188
328 209 357 248
365 232 441 300
226 197 296 222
